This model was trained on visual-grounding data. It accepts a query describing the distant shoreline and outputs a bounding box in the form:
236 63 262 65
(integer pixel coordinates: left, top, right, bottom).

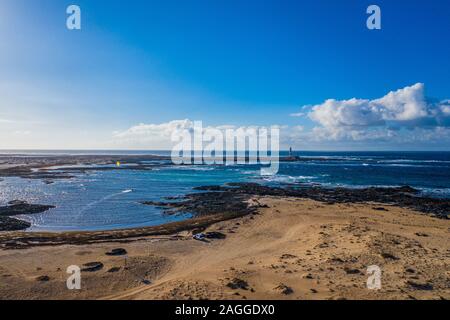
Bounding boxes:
1 150 450 156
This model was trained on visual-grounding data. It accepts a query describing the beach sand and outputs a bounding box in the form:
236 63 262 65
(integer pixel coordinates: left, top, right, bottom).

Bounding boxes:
0 197 449 300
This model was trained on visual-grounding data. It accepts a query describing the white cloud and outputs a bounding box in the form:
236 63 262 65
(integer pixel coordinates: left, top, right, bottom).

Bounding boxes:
440 100 450 116
112 120 284 149
298 83 450 142
112 84 450 150
112 120 193 149
12 130 31 136
373 83 428 121
0 118 15 123
308 98 384 128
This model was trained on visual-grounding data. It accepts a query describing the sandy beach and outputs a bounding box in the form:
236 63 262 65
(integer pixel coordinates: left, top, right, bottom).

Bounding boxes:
0 196 448 300
2 0 450 305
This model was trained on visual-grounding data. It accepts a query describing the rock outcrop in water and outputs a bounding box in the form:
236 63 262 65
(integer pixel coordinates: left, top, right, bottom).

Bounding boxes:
0 217 31 231
142 190 257 217
0 201 55 231
0 200 55 217
143 183 449 219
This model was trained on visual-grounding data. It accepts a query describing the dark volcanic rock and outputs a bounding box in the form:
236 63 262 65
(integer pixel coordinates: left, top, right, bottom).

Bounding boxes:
0 201 54 232
373 207 389 211
0 201 55 217
142 190 256 218
415 232 429 237
226 278 249 290
193 231 227 241
194 185 225 191
344 267 361 275
141 182 448 230
405 267 416 274
381 252 400 261
0 216 31 231
36 275 50 282
274 283 294 295
105 248 128 256
193 183 449 219
407 280 434 291
81 262 104 272
204 232 226 239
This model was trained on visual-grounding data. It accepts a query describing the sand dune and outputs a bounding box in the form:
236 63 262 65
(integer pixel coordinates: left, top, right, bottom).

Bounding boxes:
0 197 449 300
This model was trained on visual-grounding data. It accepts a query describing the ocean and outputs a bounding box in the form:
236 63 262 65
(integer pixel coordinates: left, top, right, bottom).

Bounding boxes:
1 151 449 232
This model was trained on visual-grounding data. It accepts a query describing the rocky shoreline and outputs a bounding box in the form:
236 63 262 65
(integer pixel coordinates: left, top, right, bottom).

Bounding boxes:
0 154 448 247
142 182 449 220
0 181 448 249
0 201 55 231
191 183 450 219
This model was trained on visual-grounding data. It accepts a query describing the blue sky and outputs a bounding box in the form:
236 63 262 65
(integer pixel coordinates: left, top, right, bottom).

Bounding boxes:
0 0 449 150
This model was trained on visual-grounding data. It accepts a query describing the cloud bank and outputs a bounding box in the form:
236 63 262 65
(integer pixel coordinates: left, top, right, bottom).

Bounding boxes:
301 83 450 142
112 120 284 150
113 84 450 150
113 120 193 148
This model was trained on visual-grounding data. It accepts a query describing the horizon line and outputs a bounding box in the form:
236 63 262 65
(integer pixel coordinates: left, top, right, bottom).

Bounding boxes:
1 149 450 153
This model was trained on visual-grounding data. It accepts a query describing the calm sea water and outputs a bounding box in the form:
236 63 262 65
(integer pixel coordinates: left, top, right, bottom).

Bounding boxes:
0 151 449 232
